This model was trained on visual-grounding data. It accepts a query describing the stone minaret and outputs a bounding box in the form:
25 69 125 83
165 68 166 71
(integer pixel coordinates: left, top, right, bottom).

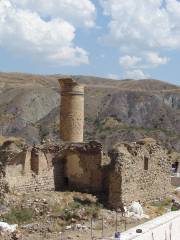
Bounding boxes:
59 78 84 142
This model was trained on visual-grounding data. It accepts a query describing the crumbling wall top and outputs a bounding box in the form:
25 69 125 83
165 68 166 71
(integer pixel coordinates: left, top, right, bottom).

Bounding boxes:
58 77 77 85
58 78 84 95
60 141 103 155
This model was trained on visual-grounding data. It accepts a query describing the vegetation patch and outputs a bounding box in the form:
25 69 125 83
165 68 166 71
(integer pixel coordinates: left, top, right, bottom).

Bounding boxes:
151 198 172 208
150 198 172 216
59 198 102 223
2 207 33 224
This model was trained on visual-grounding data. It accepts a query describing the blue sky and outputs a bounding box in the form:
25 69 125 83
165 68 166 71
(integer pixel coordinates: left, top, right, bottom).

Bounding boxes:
0 0 180 85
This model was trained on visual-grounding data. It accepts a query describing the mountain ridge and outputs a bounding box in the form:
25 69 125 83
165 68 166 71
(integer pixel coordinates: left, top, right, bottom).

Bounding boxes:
0 72 179 152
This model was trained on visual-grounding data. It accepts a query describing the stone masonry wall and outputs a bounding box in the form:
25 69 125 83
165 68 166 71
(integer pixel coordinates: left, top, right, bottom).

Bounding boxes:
5 146 55 192
0 141 57 192
0 163 9 198
108 138 172 209
0 138 173 207
6 170 55 192
59 141 105 193
171 176 180 187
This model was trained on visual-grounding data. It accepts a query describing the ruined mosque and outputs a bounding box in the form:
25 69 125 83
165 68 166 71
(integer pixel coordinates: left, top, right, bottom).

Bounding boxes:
0 78 174 208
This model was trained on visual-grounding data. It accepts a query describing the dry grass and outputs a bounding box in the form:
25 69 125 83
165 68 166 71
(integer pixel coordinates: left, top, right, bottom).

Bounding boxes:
146 198 172 217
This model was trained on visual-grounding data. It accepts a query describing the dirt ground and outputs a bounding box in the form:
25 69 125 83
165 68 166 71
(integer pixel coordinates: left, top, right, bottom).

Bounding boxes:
0 189 179 240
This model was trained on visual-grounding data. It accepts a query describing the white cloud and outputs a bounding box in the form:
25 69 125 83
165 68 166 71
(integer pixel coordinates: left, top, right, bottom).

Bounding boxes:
119 55 141 69
107 73 119 79
146 52 169 67
119 52 169 70
166 0 180 18
100 0 180 76
101 0 180 49
48 47 89 66
125 69 149 80
0 0 95 66
10 0 96 28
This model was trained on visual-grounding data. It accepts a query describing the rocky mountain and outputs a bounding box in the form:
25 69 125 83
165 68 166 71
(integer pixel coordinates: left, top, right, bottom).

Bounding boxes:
0 72 180 152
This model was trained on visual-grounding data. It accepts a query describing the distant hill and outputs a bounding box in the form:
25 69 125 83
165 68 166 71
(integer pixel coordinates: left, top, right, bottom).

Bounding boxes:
0 72 180 152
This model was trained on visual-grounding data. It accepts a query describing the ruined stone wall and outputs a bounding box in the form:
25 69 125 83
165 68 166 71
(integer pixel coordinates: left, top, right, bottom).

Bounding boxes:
5 148 55 192
108 149 123 209
59 141 104 193
0 140 106 194
108 139 172 208
6 168 55 192
0 141 57 192
59 78 84 143
0 138 173 207
0 164 9 198
171 176 180 187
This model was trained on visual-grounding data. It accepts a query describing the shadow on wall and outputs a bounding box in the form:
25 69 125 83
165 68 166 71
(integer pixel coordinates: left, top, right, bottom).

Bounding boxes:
53 157 66 191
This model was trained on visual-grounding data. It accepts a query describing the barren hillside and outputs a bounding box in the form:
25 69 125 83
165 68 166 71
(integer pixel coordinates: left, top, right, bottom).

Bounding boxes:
0 72 179 151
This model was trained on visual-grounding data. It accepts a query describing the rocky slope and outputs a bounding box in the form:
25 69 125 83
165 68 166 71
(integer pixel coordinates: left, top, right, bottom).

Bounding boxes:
2 190 178 240
0 72 179 152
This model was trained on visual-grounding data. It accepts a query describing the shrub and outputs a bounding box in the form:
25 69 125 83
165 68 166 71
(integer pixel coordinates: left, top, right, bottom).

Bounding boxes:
59 199 102 223
3 207 33 224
